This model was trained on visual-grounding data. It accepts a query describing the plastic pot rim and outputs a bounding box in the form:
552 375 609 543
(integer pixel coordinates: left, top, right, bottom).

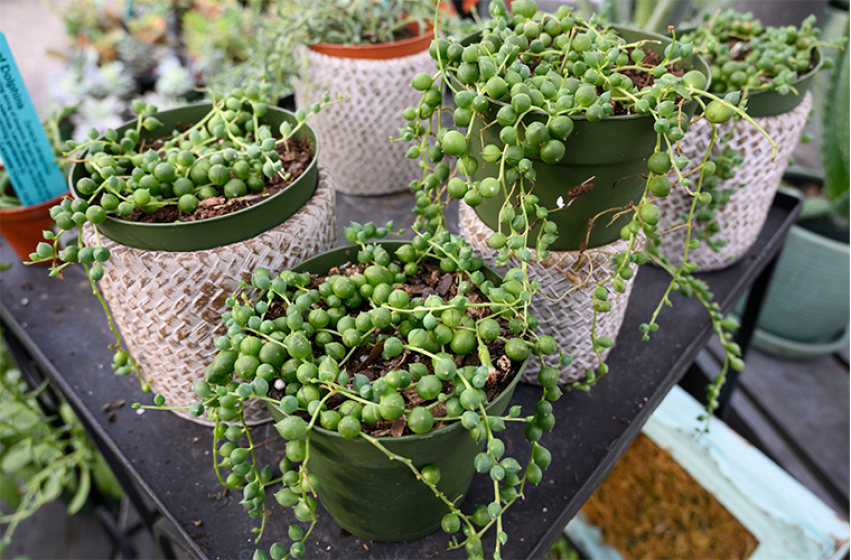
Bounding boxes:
453 24 713 123
751 322 850 360
69 102 319 239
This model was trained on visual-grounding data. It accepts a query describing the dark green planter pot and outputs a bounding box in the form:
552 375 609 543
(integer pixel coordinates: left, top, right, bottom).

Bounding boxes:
69 103 319 252
675 22 823 118
268 241 528 542
735 47 823 118
462 27 711 251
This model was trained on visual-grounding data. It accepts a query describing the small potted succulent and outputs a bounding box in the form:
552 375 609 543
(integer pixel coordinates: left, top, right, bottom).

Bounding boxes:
654 10 838 271
28 84 341 423
137 1 766 557
55 0 175 90
276 0 439 195
50 0 198 141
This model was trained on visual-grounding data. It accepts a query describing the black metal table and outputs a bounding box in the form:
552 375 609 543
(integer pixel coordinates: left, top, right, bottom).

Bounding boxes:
0 191 800 560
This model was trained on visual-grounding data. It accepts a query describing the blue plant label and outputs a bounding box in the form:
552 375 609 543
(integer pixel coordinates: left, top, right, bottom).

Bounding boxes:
0 32 67 207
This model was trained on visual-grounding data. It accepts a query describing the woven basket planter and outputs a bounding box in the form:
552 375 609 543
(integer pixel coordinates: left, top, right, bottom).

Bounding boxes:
654 92 812 271
82 170 337 425
459 202 638 385
293 43 434 196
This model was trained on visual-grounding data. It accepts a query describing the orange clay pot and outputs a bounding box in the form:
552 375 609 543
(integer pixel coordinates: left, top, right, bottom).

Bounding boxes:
309 24 434 59
0 194 66 263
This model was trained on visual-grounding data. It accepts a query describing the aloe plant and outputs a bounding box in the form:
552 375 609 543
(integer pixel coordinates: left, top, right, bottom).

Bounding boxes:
821 23 849 222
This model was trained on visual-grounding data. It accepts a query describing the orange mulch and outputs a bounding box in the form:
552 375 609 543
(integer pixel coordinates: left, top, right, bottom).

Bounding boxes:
580 433 758 560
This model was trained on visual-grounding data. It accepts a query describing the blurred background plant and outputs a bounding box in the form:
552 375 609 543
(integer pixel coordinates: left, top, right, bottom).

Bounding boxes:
51 0 172 75
46 0 194 141
179 0 273 98
794 20 849 231
530 0 736 33
38 0 484 123
0 337 124 554
189 0 482 104
205 0 440 104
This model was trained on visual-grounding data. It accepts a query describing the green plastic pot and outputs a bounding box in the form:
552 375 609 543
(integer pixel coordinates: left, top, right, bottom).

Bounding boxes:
732 46 823 118
733 171 849 358
751 222 849 356
268 241 529 542
69 103 319 252
674 22 824 118
461 26 711 251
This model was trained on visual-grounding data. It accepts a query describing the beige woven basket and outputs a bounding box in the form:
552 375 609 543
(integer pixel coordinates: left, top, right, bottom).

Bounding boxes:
459 202 639 386
294 46 434 196
82 171 337 425
655 92 812 271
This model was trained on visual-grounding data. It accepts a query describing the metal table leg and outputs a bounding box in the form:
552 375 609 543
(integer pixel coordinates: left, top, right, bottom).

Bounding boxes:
715 253 781 420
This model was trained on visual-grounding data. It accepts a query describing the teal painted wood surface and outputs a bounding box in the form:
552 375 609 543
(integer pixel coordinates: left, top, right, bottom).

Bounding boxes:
565 385 849 559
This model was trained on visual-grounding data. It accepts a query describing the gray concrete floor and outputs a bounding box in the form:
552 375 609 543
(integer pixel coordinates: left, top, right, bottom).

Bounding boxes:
1 1 848 558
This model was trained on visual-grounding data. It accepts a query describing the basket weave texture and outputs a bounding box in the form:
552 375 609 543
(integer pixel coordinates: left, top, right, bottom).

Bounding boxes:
654 92 812 271
82 170 337 424
459 202 638 386
294 46 434 195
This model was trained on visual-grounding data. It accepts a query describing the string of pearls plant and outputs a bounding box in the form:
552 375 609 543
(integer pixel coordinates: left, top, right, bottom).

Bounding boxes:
27 84 339 390
401 0 775 426
671 10 839 252
139 220 564 559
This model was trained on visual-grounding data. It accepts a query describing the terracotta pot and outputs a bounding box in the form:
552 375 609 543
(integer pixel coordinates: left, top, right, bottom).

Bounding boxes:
295 23 434 195
309 24 434 59
0 194 67 263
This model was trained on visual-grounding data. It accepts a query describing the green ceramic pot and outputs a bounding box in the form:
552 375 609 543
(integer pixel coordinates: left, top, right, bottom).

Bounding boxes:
461 26 711 251
756 221 849 343
268 241 529 542
69 103 319 252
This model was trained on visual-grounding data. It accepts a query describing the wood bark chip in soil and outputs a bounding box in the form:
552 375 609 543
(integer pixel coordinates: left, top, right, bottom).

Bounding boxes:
266 259 524 438
580 433 758 560
119 138 313 224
